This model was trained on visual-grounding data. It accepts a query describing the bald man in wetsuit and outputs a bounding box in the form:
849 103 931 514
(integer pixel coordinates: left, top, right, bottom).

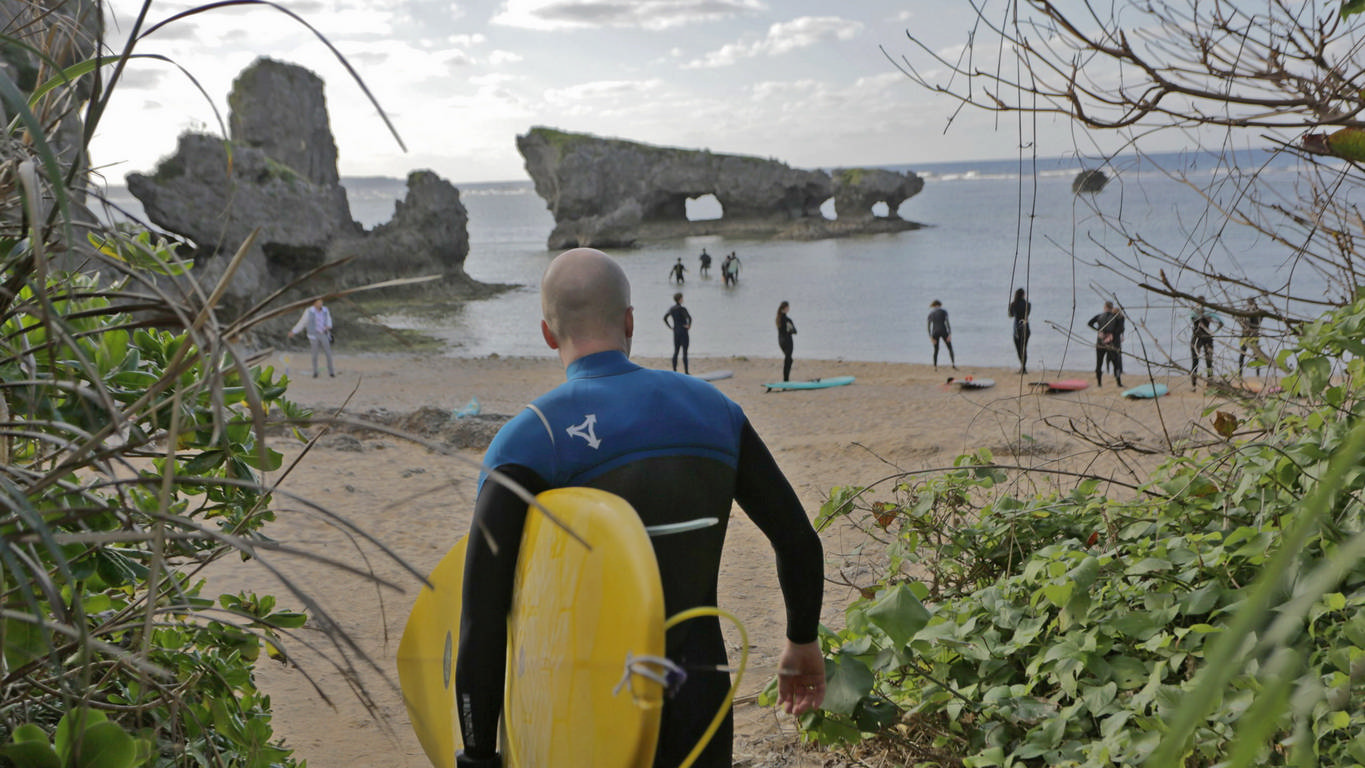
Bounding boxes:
453 248 826 768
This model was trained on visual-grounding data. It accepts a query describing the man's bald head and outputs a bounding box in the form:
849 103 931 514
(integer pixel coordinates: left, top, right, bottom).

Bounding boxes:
540 248 633 360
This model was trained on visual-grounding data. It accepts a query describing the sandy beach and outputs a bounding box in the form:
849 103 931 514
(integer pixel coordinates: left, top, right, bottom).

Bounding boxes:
213 351 1229 767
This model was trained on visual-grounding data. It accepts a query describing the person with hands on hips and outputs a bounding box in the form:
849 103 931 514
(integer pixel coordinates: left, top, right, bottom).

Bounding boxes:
453 248 825 768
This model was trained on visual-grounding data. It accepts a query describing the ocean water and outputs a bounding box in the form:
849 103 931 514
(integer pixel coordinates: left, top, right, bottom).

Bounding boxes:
116 150 1326 372
357 150 1319 373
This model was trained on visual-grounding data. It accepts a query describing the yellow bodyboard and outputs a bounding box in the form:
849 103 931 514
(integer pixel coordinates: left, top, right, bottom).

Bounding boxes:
398 487 667 768
397 536 468 768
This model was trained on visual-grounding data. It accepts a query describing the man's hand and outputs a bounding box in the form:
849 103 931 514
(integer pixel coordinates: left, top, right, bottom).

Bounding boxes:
776 640 826 715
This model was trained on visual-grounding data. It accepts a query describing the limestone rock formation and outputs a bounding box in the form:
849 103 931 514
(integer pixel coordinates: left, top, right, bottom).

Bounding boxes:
126 57 474 310
127 133 358 294
830 168 925 221
229 58 340 187
326 170 469 285
517 127 923 248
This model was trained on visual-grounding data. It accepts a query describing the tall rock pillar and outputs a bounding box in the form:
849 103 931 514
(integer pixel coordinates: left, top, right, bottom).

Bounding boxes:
228 57 340 186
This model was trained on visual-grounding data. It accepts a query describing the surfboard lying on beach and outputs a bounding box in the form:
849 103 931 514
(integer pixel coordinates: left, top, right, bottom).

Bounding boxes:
397 487 667 768
948 377 995 389
1122 382 1169 399
1030 379 1090 393
694 369 734 381
763 375 855 392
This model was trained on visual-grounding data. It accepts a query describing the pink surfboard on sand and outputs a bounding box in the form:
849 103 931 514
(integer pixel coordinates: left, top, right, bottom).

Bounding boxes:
1031 379 1089 393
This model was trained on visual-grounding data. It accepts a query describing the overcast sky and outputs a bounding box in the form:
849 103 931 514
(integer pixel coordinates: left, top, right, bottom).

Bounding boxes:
89 0 1140 185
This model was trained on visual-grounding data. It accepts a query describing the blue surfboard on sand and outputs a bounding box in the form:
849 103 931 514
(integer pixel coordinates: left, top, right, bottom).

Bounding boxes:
1122 382 1169 399
763 375 855 392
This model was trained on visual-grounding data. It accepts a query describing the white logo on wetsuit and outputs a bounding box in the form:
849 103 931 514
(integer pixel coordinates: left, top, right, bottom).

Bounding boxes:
566 414 601 449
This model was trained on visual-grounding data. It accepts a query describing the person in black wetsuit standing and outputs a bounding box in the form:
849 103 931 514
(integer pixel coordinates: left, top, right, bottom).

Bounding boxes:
454 248 826 768
1238 299 1262 377
776 300 797 381
1190 299 1224 387
1008 288 1031 374
1086 300 1125 387
927 300 956 370
664 292 692 374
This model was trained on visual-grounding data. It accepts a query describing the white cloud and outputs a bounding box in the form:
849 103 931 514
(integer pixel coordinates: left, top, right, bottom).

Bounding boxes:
685 15 862 68
491 0 766 32
488 49 524 65
542 78 665 108
444 49 476 67
446 33 487 48
471 72 520 87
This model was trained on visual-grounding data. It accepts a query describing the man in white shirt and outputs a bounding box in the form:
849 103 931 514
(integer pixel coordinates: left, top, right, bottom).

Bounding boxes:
288 298 335 377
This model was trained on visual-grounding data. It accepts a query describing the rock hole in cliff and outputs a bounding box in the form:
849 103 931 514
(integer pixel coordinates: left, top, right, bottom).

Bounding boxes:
871 202 891 218
819 198 837 220
685 194 723 221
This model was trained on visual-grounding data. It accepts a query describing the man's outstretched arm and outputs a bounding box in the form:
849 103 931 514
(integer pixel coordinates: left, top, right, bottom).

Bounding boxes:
732 420 826 712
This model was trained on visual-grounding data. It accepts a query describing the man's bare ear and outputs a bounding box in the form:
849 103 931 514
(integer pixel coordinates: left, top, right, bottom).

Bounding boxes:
541 319 560 350
624 306 635 339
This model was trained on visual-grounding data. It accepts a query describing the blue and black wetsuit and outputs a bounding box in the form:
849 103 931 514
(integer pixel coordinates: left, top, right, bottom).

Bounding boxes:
454 351 824 768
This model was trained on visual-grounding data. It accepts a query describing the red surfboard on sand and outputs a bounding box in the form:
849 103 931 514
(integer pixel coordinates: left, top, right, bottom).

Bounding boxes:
1031 379 1089 393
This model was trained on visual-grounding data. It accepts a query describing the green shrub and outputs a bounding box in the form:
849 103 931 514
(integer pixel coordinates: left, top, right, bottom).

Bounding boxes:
780 297 1365 766
0 241 314 767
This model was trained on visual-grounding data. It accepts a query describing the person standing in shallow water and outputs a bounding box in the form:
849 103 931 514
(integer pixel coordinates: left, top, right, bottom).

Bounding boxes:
927 300 956 370
776 301 797 381
1008 288 1031 374
669 257 686 285
663 292 692 374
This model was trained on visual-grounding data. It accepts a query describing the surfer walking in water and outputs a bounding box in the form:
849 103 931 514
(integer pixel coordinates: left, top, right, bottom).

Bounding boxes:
698 248 712 276
668 257 686 285
664 292 692 374
1008 288 1031 374
722 252 741 286
455 248 826 768
776 300 797 381
927 300 956 370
